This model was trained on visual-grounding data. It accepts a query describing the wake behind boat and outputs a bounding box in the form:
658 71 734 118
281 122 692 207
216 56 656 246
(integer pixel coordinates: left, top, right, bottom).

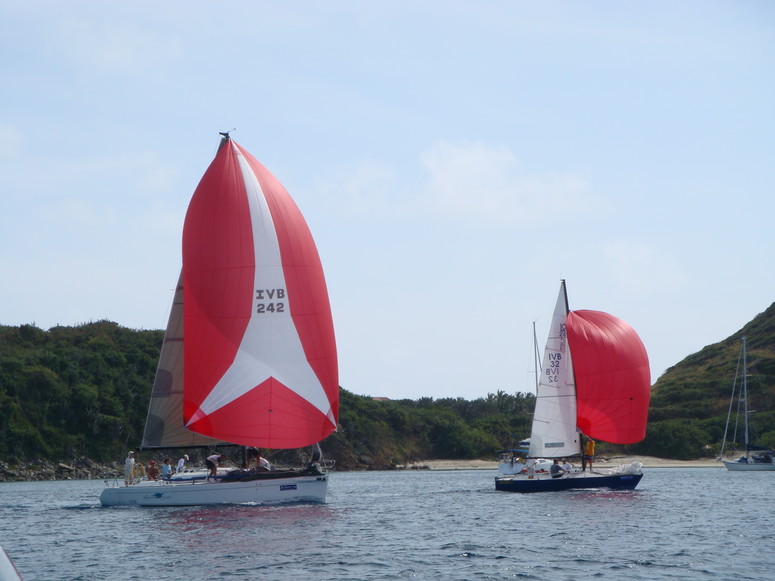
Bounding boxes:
495 280 651 494
101 134 339 507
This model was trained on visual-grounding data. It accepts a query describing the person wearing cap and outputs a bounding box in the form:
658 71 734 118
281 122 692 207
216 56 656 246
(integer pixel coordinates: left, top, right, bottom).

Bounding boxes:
124 451 135 486
147 460 160 481
177 454 189 473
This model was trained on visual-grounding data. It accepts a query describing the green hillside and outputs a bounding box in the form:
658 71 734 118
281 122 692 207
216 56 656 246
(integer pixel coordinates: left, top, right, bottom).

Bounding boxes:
0 321 534 468
0 322 161 462
1 302 774 469
638 302 775 459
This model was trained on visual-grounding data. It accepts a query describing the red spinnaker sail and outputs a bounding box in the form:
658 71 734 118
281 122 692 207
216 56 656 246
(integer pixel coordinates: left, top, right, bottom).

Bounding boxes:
182 138 338 449
566 310 650 444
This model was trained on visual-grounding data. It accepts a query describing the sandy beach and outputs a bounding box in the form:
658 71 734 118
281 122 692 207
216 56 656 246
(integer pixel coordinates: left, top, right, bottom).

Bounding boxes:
407 456 721 470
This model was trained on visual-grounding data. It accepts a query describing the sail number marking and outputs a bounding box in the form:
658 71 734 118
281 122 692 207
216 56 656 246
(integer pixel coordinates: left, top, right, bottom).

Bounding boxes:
544 323 568 385
545 352 562 383
256 288 286 314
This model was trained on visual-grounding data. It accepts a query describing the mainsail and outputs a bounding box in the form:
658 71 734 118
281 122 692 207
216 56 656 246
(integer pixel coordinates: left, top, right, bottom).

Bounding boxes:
141 273 225 449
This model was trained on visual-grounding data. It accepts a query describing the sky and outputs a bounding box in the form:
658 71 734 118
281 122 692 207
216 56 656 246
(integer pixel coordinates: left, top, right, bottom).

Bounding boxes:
1 1 773 401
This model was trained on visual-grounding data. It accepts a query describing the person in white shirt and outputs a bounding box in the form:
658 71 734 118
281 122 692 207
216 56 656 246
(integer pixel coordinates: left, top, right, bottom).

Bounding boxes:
247 447 272 471
205 453 223 479
176 454 189 473
124 451 135 486
526 457 536 479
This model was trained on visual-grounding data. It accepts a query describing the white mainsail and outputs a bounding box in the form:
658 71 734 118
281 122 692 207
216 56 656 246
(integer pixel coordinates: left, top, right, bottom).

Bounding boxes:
528 281 581 458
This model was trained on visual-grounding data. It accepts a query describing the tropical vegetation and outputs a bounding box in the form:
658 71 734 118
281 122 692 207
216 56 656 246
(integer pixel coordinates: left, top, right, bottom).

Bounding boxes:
0 302 774 468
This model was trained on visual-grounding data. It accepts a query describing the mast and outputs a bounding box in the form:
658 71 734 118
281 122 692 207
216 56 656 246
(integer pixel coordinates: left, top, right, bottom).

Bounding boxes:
532 321 540 392
560 278 570 314
718 338 746 460
560 279 583 457
218 129 234 150
743 336 750 460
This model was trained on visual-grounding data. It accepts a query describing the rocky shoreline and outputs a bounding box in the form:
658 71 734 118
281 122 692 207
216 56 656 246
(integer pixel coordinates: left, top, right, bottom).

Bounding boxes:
0 457 413 482
1 454 723 482
0 458 123 482
0 457 407 482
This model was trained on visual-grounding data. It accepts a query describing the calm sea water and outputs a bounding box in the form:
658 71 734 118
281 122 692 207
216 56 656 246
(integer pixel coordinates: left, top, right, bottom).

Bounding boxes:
1 468 774 580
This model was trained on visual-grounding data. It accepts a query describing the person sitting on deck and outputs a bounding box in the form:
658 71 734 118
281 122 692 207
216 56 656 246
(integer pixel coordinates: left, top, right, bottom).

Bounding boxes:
258 453 272 471
247 447 273 471
550 459 566 478
161 458 173 479
147 460 160 481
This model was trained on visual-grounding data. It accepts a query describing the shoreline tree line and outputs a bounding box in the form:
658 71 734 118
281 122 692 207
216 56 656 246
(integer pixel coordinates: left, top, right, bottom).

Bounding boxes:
1 305 774 471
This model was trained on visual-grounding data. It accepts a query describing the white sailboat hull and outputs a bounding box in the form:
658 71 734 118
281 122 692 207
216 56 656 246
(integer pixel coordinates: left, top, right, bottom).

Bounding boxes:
721 460 775 472
100 473 328 507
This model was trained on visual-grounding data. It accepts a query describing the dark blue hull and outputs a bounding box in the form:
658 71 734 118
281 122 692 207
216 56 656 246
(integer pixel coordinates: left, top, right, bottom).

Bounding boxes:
495 472 642 493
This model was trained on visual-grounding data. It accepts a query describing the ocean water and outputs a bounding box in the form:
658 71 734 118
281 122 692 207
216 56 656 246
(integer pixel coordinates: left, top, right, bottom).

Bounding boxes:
1 467 774 580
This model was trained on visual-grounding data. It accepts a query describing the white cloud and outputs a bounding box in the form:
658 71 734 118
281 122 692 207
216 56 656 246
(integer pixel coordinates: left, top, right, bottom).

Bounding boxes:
320 159 398 217
416 140 590 225
322 141 592 225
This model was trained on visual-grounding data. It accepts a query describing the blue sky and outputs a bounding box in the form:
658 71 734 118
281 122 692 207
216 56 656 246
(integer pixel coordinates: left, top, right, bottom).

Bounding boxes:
1 1 773 400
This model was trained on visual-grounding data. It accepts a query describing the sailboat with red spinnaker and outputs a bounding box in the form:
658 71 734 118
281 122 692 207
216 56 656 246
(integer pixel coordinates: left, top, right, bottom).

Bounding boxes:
495 280 650 493
101 134 338 506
